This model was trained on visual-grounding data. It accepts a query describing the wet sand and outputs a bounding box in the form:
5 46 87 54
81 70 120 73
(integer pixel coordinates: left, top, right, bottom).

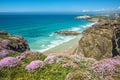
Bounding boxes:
43 35 82 55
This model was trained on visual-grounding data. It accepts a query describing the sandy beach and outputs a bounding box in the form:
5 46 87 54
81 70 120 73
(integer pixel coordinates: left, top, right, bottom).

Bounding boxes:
43 35 82 55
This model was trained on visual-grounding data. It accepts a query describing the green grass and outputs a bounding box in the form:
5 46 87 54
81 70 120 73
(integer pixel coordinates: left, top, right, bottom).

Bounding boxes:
0 63 75 80
0 34 18 46
0 35 9 39
6 52 21 57
21 52 46 64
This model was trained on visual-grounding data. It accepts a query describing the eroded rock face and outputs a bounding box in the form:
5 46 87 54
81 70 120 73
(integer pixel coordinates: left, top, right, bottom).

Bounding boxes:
8 36 30 52
112 27 120 57
0 31 30 53
77 20 119 60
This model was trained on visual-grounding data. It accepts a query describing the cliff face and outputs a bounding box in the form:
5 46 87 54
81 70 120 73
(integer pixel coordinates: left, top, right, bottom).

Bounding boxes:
112 27 120 57
0 31 30 53
77 20 119 60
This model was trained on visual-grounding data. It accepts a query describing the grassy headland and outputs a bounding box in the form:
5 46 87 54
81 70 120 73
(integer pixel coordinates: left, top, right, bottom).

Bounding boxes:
0 14 120 80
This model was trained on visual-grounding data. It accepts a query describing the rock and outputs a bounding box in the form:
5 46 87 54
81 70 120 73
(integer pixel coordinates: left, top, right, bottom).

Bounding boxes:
0 31 30 52
87 18 99 22
75 15 91 19
87 16 108 22
0 31 8 35
8 36 30 52
55 30 80 35
110 13 120 19
76 20 120 60
0 39 11 49
112 27 120 57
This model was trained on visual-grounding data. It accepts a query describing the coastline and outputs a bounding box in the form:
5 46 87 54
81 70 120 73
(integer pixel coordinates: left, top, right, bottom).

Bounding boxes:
1 13 120 80
43 34 82 55
42 22 97 55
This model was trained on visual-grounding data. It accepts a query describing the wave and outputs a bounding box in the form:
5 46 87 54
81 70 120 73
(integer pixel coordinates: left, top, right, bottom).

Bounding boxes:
70 22 96 32
37 36 76 52
82 22 96 28
34 22 96 52
49 33 54 37
71 27 81 31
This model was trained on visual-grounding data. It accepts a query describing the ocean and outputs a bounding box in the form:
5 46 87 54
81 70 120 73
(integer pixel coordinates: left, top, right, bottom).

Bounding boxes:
0 13 95 52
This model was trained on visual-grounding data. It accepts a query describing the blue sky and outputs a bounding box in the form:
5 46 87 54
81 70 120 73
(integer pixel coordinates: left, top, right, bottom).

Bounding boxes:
0 0 120 12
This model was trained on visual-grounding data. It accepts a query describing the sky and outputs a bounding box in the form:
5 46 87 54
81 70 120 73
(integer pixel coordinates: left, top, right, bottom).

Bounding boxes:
0 0 120 12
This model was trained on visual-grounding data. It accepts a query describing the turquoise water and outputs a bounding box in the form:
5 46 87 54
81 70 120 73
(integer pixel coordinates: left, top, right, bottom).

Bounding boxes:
0 14 94 52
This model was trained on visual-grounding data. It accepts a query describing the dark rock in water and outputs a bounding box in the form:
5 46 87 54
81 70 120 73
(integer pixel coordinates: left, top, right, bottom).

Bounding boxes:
55 30 80 35
0 31 8 35
112 27 120 57
0 31 30 53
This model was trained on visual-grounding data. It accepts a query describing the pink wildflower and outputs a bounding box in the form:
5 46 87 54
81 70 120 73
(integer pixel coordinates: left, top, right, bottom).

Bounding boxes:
0 57 20 70
44 54 56 64
0 50 9 57
26 60 44 72
0 50 15 57
91 56 120 75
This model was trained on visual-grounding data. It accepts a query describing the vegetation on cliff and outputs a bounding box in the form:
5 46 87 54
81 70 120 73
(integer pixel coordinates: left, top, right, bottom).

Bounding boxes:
0 14 120 80
0 31 30 53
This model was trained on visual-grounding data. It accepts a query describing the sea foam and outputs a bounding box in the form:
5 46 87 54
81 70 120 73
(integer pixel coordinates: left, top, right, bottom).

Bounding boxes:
38 36 76 52
37 22 96 52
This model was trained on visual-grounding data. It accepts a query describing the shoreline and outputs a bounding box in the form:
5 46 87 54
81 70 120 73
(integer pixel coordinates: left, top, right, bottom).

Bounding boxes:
42 22 97 55
29 21 97 55
43 35 82 55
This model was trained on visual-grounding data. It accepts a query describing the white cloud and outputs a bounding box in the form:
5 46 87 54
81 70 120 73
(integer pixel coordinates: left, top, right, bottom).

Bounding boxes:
82 8 105 12
82 10 90 12
118 6 120 9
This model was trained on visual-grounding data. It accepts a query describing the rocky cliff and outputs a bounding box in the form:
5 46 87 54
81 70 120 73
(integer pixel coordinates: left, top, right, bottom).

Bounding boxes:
112 27 120 57
76 17 120 60
0 31 30 53
0 16 120 80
